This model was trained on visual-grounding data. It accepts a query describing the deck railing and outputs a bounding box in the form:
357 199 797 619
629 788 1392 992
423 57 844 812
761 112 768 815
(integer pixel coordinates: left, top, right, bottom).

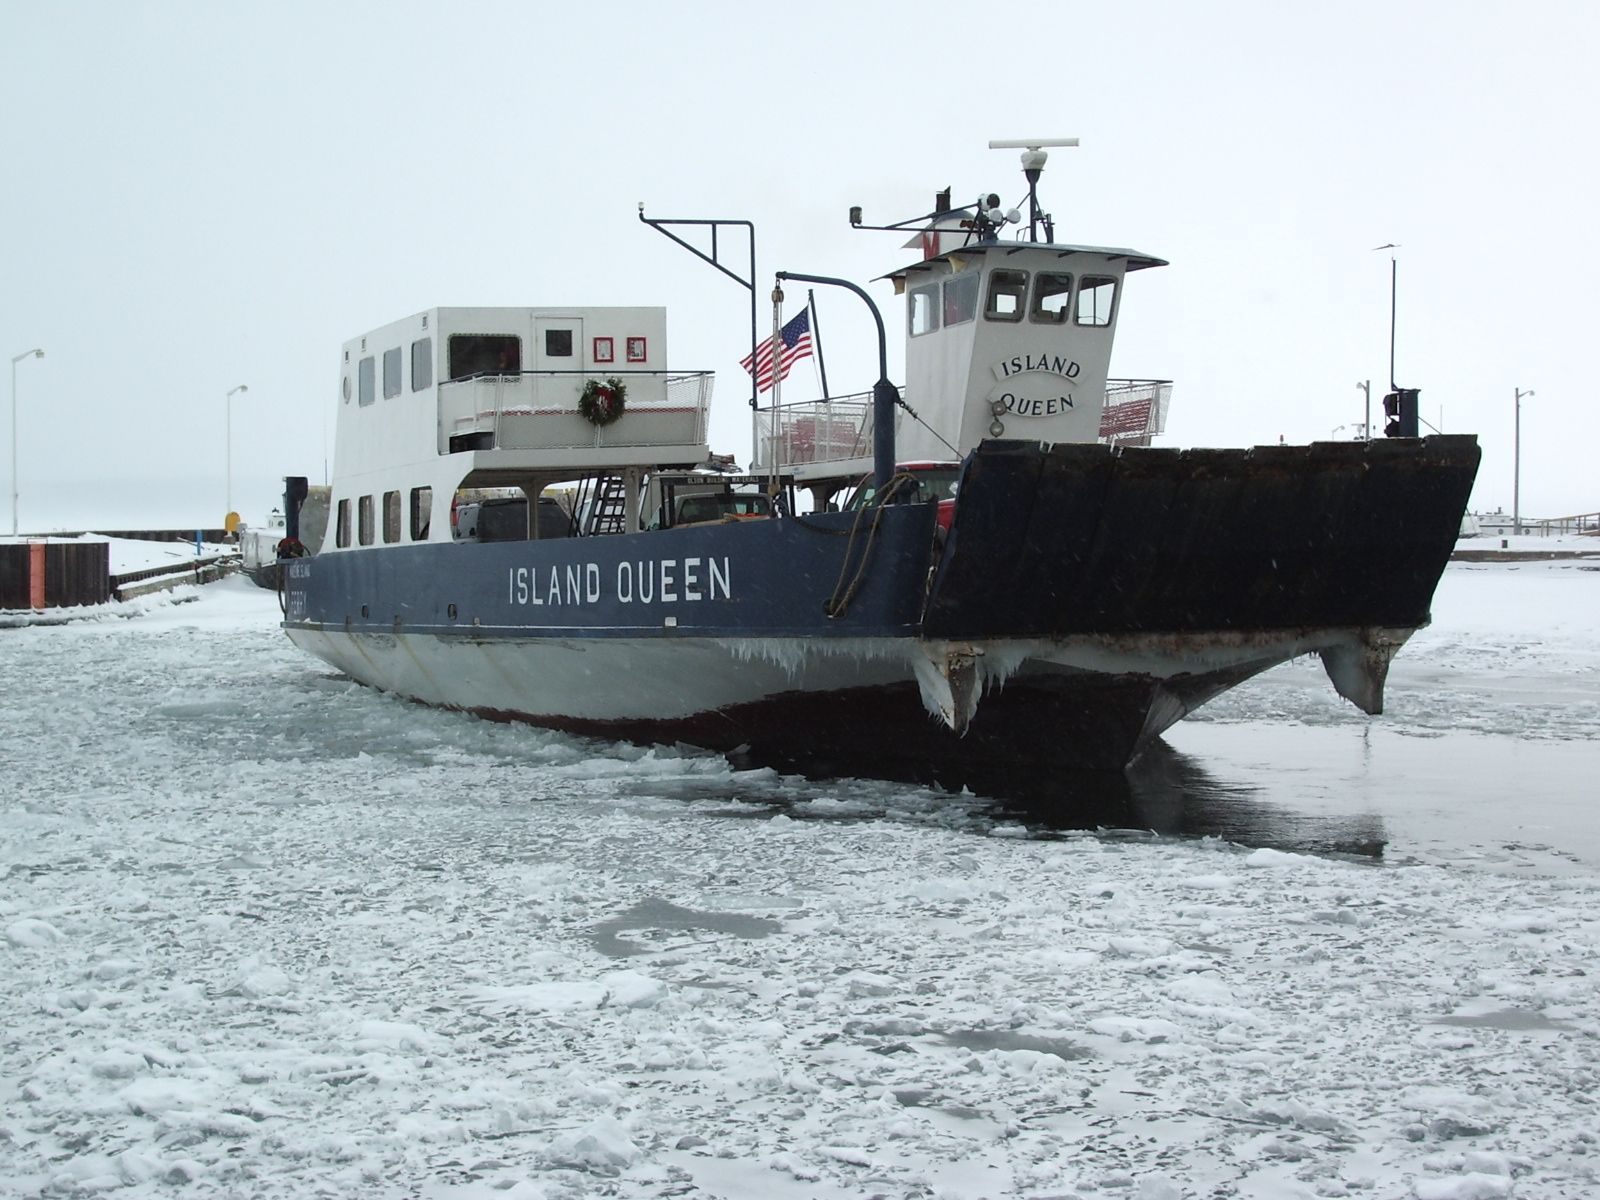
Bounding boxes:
1099 379 1173 445
751 388 905 471
748 379 1176 472
438 371 713 454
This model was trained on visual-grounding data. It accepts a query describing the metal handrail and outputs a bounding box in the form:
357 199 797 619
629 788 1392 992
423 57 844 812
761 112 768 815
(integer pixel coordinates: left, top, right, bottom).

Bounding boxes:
441 371 714 452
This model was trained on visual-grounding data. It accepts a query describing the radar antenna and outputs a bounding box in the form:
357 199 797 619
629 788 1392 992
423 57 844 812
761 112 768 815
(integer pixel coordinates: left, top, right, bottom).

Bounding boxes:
988 137 1079 243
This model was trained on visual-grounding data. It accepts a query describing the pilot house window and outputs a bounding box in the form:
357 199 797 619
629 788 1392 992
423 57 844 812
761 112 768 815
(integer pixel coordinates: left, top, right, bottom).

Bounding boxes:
909 283 939 336
943 273 979 327
447 334 521 380
985 270 1028 322
358 356 375 406
1076 276 1117 327
1032 272 1074 324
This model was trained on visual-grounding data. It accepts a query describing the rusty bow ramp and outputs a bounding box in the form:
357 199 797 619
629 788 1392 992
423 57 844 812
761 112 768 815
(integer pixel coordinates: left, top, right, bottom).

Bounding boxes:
917 436 1482 735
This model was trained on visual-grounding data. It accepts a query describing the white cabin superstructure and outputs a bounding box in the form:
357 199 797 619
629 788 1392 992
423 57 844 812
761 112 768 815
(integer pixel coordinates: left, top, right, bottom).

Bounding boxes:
325 306 712 552
888 240 1165 461
749 238 1171 487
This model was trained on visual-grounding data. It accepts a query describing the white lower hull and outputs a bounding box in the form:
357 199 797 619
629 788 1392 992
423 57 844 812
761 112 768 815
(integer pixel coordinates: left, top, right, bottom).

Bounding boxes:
285 623 1412 771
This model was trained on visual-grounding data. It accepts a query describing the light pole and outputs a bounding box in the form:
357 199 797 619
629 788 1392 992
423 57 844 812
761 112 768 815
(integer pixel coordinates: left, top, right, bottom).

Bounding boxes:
1356 379 1371 440
10 347 44 537
1514 387 1533 536
225 383 248 525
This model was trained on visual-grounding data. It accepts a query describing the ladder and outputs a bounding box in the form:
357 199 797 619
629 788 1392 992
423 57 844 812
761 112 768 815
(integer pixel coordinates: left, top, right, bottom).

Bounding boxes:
585 475 629 536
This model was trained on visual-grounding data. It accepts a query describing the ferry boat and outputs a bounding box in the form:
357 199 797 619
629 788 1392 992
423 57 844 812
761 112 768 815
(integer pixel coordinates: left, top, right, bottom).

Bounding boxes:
237 509 287 589
280 144 1479 777
238 487 329 590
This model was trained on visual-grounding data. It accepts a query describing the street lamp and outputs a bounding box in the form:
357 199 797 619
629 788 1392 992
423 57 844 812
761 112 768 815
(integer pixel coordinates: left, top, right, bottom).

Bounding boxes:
225 383 248 525
1514 387 1533 536
10 347 44 537
1356 380 1371 440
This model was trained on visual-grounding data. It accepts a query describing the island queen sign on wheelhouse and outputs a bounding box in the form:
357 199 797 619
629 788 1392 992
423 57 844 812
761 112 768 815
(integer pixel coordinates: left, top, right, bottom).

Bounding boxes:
990 353 1081 418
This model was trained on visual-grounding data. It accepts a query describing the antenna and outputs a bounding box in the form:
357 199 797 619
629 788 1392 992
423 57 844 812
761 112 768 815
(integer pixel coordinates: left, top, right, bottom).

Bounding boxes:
988 138 1081 149
989 138 1078 242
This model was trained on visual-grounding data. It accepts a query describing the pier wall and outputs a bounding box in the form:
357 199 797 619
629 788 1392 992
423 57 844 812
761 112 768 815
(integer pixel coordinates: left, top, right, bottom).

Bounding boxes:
0 542 111 609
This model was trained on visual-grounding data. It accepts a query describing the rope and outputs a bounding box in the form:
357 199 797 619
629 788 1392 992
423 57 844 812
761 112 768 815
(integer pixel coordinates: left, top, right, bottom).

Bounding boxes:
824 472 916 619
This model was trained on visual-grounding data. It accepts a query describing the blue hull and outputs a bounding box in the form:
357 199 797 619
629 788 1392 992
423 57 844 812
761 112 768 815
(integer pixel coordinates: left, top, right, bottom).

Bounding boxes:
283 437 1480 775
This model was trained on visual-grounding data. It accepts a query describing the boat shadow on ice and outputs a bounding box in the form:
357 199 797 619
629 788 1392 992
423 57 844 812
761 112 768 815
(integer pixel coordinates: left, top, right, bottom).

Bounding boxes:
698 741 1390 862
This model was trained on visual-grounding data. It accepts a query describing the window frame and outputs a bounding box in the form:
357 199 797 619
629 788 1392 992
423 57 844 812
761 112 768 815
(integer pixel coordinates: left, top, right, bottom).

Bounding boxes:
908 283 940 337
410 486 432 541
382 490 401 543
1075 275 1119 327
358 495 375 546
943 272 979 327
1030 272 1075 325
985 269 1029 322
382 347 402 399
447 334 522 380
410 338 433 392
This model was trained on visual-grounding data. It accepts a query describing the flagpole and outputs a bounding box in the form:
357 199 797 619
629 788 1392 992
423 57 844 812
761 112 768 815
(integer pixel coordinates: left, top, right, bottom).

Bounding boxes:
808 289 830 400
769 283 784 495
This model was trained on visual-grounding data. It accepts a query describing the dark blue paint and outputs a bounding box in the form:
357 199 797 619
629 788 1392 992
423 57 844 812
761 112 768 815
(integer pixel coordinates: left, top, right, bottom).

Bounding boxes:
285 506 938 639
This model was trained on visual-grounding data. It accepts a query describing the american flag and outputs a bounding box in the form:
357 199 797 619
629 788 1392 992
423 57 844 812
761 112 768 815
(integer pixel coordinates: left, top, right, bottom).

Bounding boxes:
742 307 813 393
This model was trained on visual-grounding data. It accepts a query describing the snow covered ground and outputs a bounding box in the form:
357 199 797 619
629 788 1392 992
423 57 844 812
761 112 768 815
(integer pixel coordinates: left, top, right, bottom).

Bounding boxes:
3 564 1598 1199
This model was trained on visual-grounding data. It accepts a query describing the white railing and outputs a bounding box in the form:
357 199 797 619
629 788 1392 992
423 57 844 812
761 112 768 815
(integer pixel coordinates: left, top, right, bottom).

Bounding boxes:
438 372 713 454
1098 379 1173 445
750 390 905 472
749 380 1176 472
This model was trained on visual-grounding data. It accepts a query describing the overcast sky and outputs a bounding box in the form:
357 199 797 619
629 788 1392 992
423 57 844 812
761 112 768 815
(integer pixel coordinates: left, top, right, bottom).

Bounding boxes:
3 0 1595 529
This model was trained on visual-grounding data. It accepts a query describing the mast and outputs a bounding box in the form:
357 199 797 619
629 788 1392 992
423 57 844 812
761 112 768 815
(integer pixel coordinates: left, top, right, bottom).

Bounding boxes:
987 138 1079 243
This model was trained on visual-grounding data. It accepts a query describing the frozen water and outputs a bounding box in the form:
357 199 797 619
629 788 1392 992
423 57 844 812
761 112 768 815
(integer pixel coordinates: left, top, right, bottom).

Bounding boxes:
2 563 1598 1197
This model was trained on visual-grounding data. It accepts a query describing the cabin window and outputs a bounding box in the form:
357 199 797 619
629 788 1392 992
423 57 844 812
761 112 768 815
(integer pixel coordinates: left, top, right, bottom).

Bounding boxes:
336 498 351 548
358 495 374 546
382 490 401 543
943 272 979 326
1031 272 1074 324
909 284 940 336
447 334 521 380
382 348 402 399
411 338 432 391
1076 276 1117 327
545 329 574 358
358 356 375 406
410 486 432 541
985 270 1028 322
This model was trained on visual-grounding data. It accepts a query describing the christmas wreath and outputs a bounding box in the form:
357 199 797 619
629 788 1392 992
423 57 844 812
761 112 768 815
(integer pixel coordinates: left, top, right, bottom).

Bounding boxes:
579 377 627 426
